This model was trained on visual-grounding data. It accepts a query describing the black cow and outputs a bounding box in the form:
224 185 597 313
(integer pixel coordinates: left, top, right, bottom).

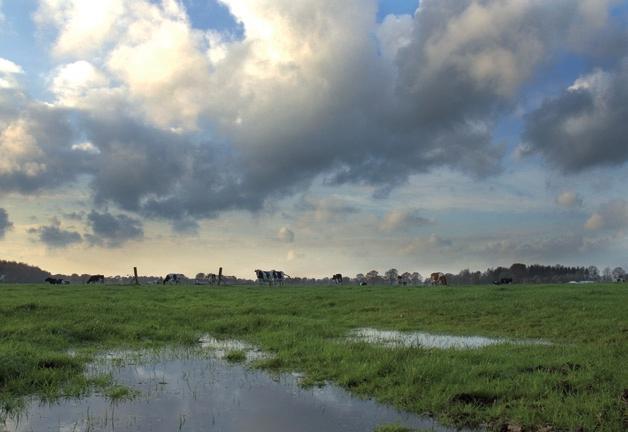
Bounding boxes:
86 274 105 284
45 277 64 285
332 273 343 284
493 278 513 285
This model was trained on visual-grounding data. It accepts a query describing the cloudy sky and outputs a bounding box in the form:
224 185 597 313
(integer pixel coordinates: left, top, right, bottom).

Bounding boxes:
1 0 627 278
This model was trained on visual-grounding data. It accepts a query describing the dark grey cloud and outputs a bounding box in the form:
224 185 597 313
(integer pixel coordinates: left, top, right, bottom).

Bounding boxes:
0 89 95 194
523 60 628 172
86 210 143 247
28 222 82 248
0 208 13 238
171 218 200 235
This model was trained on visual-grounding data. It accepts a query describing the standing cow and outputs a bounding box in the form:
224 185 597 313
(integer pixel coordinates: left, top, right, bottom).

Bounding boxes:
255 269 288 286
86 275 105 284
45 277 64 285
331 274 343 284
430 272 448 286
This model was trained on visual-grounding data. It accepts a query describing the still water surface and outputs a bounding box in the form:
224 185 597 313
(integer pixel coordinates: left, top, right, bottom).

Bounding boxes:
3 342 463 432
348 328 551 349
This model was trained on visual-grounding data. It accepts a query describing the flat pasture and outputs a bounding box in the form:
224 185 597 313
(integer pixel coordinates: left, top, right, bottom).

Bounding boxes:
0 283 626 431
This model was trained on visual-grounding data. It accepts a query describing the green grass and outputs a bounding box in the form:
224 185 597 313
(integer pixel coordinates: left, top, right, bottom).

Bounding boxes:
373 424 419 432
0 283 626 431
225 349 247 363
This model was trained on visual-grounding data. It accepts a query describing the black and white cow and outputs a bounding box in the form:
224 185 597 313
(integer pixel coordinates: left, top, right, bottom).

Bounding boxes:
272 270 287 286
86 274 105 284
331 273 343 284
163 273 186 285
255 269 288 286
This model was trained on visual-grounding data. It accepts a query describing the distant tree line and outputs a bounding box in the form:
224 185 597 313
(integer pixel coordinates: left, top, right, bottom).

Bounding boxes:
344 264 626 285
0 260 50 283
445 263 625 285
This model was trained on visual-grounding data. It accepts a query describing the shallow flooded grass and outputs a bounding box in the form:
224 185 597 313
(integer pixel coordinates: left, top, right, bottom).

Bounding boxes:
346 328 551 349
3 346 445 432
0 283 626 431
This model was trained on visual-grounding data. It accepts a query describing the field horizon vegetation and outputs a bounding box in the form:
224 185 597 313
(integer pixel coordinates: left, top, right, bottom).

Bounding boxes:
0 282 626 431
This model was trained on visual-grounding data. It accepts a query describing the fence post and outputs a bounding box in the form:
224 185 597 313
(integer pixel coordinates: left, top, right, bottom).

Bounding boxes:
218 267 223 285
133 267 139 285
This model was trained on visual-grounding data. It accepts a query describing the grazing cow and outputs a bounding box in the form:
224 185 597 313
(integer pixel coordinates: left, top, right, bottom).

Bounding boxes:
430 272 448 286
332 273 343 284
86 274 105 284
45 277 64 285
493 278 513 285
359 281 367 286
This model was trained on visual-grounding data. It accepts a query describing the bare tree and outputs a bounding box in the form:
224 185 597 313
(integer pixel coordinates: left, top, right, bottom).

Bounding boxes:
366 270 380 284
602 267 612 281
587 265 599 281
400 272 412 284
410 272 422 285
384 268 399 284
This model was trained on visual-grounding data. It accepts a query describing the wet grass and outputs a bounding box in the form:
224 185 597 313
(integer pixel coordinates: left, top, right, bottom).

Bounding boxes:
373 425 419 432
0 282 626 431
225 349 247 363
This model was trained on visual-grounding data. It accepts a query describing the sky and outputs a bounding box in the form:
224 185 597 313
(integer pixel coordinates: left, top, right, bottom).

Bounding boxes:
0 0 627 279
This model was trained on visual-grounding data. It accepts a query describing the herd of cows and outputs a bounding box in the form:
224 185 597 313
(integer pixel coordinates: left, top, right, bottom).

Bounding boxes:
40 272 518 287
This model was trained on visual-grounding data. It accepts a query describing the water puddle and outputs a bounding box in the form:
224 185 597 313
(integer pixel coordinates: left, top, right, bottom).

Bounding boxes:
348 328 551 349
2 341 462 432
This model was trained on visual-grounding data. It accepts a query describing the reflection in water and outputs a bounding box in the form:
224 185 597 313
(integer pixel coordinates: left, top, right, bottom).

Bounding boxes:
348 328 551 349
3 347 460 432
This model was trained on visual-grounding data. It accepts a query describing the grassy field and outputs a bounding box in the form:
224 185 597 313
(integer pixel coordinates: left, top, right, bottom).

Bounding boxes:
0 283 626 431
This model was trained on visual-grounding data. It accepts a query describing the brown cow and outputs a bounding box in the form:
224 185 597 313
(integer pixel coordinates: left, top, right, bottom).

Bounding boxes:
430 272 448 286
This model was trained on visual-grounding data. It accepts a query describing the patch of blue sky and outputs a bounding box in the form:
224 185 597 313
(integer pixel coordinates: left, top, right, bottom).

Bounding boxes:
181 0 244 37
0 0 52 99
377 0 418 21
610 1 628 18
493 114 523 155
516 52 590 116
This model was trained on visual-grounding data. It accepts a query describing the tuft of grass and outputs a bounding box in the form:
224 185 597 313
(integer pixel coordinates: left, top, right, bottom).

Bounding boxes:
104 385 137 402
225 350 247 363
0 282 625 431
373 424 418 432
